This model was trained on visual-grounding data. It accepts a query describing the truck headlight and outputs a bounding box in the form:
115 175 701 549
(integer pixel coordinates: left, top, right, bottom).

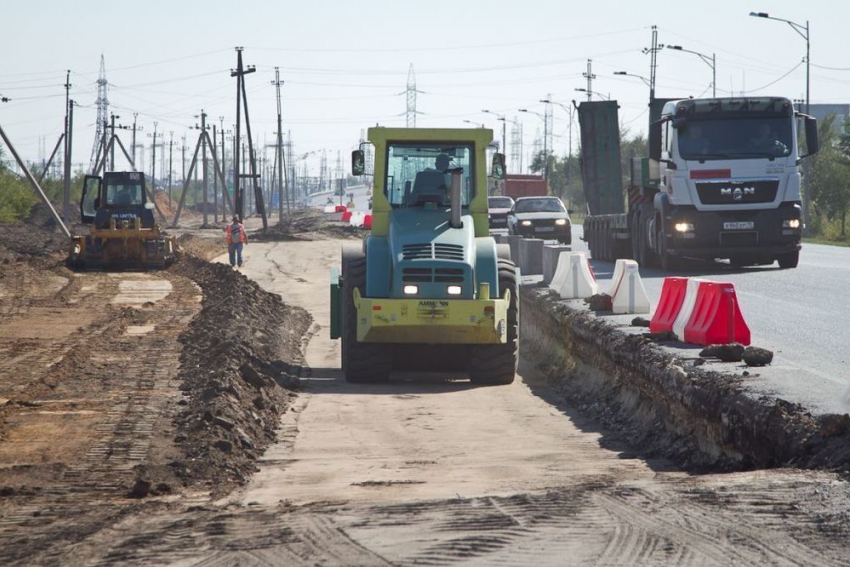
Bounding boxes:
674 222 694 233
403 285 419 295
783 219 801 229
555 219 568 226
446 285 462 295
521 220 532 226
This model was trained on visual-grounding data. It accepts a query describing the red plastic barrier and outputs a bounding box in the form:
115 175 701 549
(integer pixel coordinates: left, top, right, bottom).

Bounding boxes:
363 214 372 229
682 281 751 346
334 205 347 213
650 277 689 333
341 211 353 222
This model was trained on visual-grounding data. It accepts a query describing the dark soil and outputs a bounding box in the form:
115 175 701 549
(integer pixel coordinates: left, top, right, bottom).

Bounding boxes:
163 251 313 495
251 209 363 242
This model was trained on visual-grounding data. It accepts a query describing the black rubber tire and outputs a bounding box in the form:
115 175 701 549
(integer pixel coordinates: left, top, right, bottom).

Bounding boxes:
657 218 677 272
469 260 518 386
776 250 800 269
341 257 390 383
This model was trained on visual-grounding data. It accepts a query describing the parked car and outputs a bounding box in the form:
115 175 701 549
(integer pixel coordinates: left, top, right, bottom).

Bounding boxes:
507 196 571 245
487 195 515 229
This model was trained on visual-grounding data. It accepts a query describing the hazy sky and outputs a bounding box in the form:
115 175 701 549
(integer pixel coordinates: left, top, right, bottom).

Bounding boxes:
2 0 848 176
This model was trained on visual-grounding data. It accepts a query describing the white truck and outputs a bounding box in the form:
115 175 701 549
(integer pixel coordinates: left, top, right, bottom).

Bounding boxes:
581 97 819 270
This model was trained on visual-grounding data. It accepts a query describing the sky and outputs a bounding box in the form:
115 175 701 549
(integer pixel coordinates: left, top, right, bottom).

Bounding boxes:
2 0 848 178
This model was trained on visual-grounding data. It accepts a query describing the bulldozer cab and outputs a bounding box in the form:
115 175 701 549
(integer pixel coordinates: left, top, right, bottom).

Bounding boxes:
81 172 155 229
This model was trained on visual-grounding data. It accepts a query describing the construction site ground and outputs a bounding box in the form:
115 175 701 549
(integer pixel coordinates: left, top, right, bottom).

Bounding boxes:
0 212 848 565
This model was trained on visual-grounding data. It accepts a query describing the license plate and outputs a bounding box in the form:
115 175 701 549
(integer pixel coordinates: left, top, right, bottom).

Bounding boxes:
723 221 754 230
535 226 555 232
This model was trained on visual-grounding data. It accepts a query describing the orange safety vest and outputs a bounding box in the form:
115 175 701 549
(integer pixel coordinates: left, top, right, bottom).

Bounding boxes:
225 222 247 244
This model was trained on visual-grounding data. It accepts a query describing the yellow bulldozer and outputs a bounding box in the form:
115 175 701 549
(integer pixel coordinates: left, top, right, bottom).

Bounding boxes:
68 171 175 270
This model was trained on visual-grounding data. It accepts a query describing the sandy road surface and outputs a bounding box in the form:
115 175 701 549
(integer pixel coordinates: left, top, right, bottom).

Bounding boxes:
154 239 845 566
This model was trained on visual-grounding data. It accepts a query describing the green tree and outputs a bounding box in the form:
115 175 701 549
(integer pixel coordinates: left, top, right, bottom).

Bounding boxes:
810 114 850 239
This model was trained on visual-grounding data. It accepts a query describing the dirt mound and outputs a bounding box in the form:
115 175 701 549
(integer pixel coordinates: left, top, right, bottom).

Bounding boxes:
176 233 226 262
0 204 70 266
163 253 312 494
152 189 202 222
252 209 363 242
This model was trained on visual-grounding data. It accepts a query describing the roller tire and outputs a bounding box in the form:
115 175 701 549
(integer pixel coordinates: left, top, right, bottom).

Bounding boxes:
341 257 390 383
469 260 518 386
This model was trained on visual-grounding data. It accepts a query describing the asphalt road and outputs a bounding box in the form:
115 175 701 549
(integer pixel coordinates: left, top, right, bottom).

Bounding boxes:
563 224 850 416
308 184 371 212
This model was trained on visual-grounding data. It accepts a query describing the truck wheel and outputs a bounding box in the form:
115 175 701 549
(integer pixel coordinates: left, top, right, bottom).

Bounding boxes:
657 220 677 272
342 257 390 383
469 260 518 386
776 250 800 269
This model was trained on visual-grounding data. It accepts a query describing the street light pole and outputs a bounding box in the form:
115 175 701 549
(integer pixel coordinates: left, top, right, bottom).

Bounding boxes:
574 88 610 100
750 11 812 232
519 108 549 181
667 45 716 97
481 110 507 159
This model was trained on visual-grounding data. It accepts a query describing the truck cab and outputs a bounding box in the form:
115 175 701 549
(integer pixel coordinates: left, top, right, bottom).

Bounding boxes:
650 97 818 268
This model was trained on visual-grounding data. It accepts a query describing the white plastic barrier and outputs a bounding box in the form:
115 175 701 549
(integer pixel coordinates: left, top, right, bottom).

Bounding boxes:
550 252 599 299
348 211 367 227
609 259 650 314
323 205 336 213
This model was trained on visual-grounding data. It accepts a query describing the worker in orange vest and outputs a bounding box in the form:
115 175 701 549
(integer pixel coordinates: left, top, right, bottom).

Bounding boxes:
225 216 248 268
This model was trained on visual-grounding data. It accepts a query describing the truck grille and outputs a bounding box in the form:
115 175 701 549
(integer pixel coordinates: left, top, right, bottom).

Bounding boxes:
720 231 758 247
402 267 464 283
402 243 464 261
696 179 778 205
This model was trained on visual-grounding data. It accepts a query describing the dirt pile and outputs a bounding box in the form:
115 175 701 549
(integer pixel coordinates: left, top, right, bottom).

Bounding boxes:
164 252 312 493
0 203 70 265
252 209 363 242
176 233 226 262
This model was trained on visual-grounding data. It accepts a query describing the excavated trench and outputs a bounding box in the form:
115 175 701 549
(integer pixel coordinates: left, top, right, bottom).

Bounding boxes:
521 285 850 474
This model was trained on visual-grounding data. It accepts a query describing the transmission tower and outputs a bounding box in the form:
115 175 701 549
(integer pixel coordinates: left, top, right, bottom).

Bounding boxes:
89 55 109 173
319 150 328 192
510 119 523 173
405 64 423 128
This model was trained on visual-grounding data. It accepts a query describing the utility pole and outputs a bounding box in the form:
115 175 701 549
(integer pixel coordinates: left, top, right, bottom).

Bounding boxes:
583 59 596 101
168 131 174 204
181 135 187 193
131 113 142 166
194 110 210 227
149 122 159 192
642 25 664 103
230 47 256 220
212 125 218 223
272 67 288 220
62 70 72 224
63 100 75 225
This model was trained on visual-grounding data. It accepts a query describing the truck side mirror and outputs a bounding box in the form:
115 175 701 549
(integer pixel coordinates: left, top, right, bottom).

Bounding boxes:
803 116 819 157
351 149 365 176
491 152 506 180
648 120 662 161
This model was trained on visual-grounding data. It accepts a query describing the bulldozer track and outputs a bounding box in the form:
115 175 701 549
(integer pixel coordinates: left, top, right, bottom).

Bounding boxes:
0 268 201 563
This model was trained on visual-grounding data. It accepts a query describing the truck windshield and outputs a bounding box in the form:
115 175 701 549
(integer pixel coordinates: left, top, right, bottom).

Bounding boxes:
677 117 793 161
385 143 474 207
515 198 565 213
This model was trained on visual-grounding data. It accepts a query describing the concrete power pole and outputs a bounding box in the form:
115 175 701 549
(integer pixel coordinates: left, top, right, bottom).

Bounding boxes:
63 100 74 224
272 67 287 220
583 60 596 101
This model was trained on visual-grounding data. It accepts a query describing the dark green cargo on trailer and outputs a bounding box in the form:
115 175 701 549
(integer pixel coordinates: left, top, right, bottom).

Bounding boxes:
577 101 623 216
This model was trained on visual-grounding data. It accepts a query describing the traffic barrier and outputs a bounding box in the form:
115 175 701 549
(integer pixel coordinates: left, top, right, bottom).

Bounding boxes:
609 259 650 314
542 244 571 285
335 205 347 213
363 214 372 230
550 252 599 299
680 281 751 346
505 235 523 267
341 210 353 222
348 212 366 227
323 205 336 214
518 238 544 275
649 277 689 333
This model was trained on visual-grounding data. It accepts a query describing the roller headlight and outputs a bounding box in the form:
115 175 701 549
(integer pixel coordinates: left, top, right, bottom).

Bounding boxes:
447 285 462 295
403 285 419 295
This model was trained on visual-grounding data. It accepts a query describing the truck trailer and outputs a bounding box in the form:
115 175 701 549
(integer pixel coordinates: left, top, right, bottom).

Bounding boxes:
580 97 819 270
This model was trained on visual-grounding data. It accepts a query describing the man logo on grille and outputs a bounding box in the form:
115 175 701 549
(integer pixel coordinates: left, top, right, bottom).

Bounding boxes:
720 186 755 201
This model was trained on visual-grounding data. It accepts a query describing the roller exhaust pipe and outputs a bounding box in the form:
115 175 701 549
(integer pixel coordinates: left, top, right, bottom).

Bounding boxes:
449 167 463 229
